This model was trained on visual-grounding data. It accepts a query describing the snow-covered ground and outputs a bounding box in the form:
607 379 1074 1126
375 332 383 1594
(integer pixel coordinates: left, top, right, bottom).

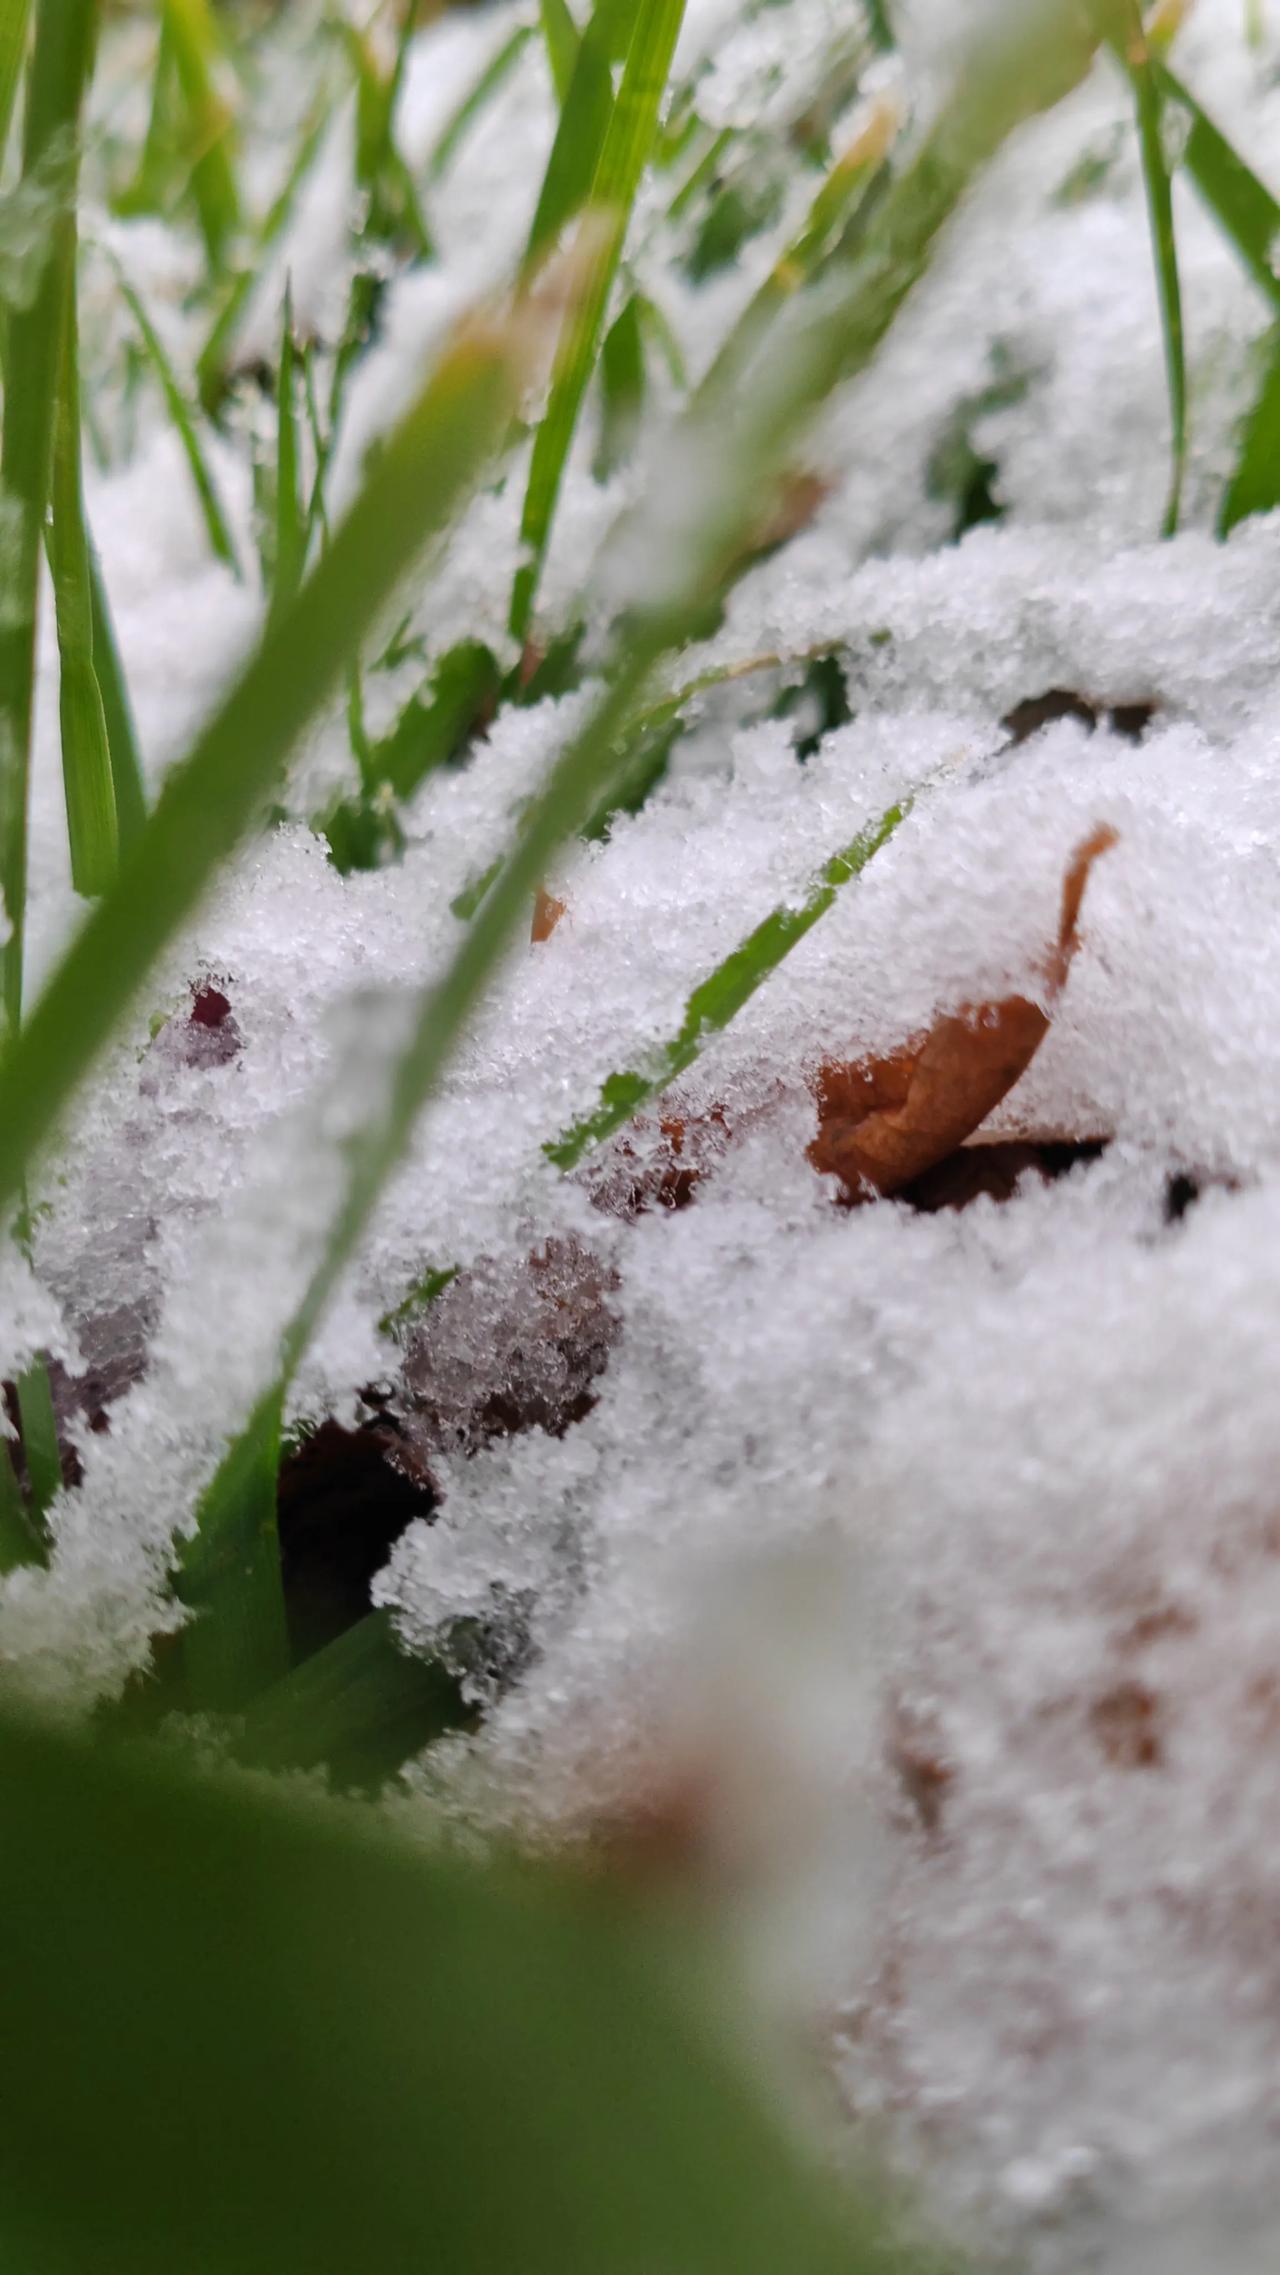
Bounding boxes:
8 0 1280 2262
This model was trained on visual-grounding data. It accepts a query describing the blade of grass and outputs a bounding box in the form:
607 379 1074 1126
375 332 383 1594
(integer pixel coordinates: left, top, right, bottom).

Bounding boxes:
0 0 32 162
111 255 242 578
87 541 148 851
162 0 240 273
0 302 540 1219
177 1382 287 1710
14 1352 59 1522
539 0 579 107
1154 60 1280 308
0 0 97 1040
510 0 688 642
695 96 899 404
1113 6 1187 536
49 233 119 899
0 1699 889 2275
238 1606 470 1784
196 91 331 415
427 22 533 183
114 15 176 222
1220 322 1280 530
270 285 305 624
594 289 646 475
345 6 432 261
545 793 911 1170
0 1430 40 1571
520 0 629 276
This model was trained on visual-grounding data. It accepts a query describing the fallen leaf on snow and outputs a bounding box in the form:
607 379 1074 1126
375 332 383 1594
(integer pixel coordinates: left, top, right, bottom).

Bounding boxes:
808 825 1117 1201
531 887 567 943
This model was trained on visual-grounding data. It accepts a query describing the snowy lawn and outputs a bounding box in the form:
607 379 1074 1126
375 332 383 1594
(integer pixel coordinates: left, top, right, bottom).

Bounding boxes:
4 1 1280 2267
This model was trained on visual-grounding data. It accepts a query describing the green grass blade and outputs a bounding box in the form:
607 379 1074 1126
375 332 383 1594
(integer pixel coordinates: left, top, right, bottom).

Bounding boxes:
1114 10 1187 536
520 0 622 278
427 22 533 183
0 1429 41 1571
344 10 432 260
0 0 32 162
1221 322 1280 531
14 1352 59 1522
0 0 96 1039
546 795 910 1171
87 541 148 851
112 258 242 578
238 1607 469 1784
50 237 119 899
594 289 646 475
114 16 176 222
1155 60 1280 308
162 0 240 273
511 0 688 642
539 0 579 106
0 1701 887 2275
695 100 898 404
177 1381 288 1710
0 307 535 1220
270 286 305 624
196 93 331 415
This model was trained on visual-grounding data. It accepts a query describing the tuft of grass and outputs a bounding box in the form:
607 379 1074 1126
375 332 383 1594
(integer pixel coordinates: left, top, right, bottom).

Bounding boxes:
192 2 1123 1707
0 301 541 1222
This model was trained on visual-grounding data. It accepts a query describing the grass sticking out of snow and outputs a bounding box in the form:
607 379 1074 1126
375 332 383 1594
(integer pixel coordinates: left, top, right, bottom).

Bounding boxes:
510 0 689 642
547 789 912 1171
0 0 95 1035
0 301 536 1220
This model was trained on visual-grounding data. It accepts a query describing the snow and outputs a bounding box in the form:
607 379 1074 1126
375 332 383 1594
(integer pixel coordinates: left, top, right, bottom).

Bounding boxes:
8 0 1280 2262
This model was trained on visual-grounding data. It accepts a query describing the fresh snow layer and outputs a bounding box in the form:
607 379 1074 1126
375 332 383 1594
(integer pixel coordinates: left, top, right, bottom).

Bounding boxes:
8 0 1280 2263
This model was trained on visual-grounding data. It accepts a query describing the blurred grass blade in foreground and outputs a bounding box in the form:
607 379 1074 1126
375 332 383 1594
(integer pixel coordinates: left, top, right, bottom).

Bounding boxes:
0 1700 876 2275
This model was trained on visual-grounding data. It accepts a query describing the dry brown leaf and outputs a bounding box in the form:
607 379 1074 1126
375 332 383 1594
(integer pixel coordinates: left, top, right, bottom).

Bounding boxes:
531 886 567 943
808 825 1117 1201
